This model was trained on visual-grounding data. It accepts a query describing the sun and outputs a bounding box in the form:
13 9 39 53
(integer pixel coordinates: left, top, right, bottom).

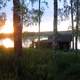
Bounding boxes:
2 38 14 48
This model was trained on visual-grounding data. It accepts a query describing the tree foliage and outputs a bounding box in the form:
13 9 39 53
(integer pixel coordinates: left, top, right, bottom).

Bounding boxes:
0 0 46 27
58 0 80 22
0 0 10 8
23 0 48 26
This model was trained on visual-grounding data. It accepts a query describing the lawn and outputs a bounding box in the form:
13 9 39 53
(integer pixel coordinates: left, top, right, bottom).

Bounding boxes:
0 48 80 80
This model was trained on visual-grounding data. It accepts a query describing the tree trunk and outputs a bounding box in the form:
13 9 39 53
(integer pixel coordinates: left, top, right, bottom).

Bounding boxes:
75 0 79 51
54 0 58 34
13 0 22 56
53 0 58 48
38 0 41 48
13 1 23 79
71 0 74 50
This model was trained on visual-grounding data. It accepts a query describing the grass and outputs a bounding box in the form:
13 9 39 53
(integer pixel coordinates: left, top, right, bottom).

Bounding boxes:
0 48 80 80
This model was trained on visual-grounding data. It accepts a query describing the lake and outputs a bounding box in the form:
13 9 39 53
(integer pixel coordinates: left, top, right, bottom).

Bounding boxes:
0 37 80 49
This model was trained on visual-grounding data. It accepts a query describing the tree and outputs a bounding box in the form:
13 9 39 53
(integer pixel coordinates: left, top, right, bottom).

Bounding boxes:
38 0 41 48
75 0 79 51
13 0 22 56
13 0 44 79
54 0 58 34
53 0 58 49
13 0 42 55
0 0 22 56
58 0 80 50
25 0 47 48
70 0 74 50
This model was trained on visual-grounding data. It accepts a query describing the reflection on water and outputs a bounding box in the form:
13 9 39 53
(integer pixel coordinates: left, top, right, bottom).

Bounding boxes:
0 37 80 49
0 38 14 48
0 38 32 48
2 38 14 48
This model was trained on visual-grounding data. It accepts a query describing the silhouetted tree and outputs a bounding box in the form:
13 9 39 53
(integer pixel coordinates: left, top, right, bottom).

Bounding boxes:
54 0 58 33
38 0 41 48
70 0 74 50
13 0 22 56
75 0 79 51
13 0 43 55
53 0 58 49
27 0 47 48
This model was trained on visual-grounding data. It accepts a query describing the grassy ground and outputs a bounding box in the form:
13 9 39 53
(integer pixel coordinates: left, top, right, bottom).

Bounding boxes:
0 48 80 80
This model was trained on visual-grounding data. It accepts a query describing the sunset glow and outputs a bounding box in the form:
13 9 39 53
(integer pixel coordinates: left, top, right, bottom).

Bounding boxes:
2 38 14 48
0 21 13 33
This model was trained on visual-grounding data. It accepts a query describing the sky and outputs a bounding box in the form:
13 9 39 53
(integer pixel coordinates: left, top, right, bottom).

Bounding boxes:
26 0 71 32
0 0 13 33
0 0 72 33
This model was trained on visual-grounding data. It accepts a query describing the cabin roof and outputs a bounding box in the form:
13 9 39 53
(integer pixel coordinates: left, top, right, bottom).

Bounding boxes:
48 31 72 42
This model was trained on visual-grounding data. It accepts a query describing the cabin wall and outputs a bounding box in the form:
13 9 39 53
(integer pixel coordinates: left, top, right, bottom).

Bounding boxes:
31 40 71 50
